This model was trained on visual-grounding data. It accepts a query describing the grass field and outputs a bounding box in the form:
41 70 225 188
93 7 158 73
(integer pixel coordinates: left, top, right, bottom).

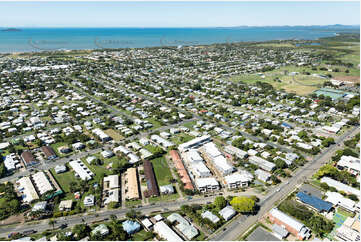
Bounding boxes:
50 168 78 193
51 142 74 158
150 156 173 186
148 193 180 203
125 199 142 207
228 40 359 95
104 129 123 141
229 72 325 95
81 153 124 183
182 120 197 130
131 229 153 241
146 117 163 130
171 133 194 145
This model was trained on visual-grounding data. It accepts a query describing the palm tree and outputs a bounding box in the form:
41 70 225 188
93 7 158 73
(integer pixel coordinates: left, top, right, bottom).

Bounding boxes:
48 219 56 230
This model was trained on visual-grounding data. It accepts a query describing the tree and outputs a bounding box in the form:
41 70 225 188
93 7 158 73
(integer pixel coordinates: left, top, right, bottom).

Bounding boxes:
0 163 7 178
72 224 90 240
230 196 255 213
320 182 329 191
126 209 139 219
48 219 56 230
322 138 335 147
307 215 334 237
214 196 227 210
275 159 287 169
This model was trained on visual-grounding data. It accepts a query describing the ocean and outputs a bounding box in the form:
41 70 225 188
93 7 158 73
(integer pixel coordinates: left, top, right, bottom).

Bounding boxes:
0 27 340 53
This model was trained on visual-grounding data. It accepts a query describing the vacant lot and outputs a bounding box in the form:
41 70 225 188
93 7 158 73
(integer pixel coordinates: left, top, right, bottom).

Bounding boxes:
150 156 173 186
50 168 78 193
230 72 326 96
104 129 123 141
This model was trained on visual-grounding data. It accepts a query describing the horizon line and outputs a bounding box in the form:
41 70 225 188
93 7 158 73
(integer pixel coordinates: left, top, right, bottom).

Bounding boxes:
1 24 360 28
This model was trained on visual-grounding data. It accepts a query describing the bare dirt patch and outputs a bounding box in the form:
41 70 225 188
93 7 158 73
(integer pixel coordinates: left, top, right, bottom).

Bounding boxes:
334 76 360 83
0 213 25 225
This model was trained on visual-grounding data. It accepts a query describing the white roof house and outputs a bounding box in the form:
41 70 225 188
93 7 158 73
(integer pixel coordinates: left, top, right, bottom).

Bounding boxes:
248 156 275 172
127 153 140 164
224 171 253 189
159 184 175 194
187 150 204 163
101 150 114 158
104 175 119 189
337 155 360 175
154 221 183 241
140 148 152 159
167 213 198 240
113 145 131 155
69 160 94 181
32 171 54 195
141 218 153 229
32 201 47 212
178 135 211 152
325 191 358 212
92 128 111 142
255 169 272 182
201 211 220 224
296 142 313 150
150 135 174 148
335 224 360 241
191 162 211 177
83 195 95 207
212 155 234 175
224 145 248 159
195 177 220 192
17 177 39 203
195 177 219 187
320 177 360 197
219 206 236 221
91 224 109 236
4 154 20 171
203 142 222 158
103 189 119 205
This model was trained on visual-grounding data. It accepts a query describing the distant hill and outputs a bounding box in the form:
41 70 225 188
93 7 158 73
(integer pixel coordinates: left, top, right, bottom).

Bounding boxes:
227 24 360 31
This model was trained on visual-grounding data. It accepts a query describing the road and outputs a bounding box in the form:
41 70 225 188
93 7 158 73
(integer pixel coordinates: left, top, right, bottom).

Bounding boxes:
0 191 258 238
209 125 359 241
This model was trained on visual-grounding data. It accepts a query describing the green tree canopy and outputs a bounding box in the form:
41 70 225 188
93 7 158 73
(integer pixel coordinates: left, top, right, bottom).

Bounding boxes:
214 196 227 210
230 196 255 213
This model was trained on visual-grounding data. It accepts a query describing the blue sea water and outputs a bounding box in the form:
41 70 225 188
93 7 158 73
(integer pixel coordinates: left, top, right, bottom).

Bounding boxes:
0 27 338 53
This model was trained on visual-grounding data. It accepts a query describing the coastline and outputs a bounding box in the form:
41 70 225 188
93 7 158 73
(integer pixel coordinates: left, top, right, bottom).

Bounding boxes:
0 27 345 54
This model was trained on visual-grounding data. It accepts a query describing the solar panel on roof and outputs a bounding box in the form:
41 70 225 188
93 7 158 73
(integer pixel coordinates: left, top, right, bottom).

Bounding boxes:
296 192 333 212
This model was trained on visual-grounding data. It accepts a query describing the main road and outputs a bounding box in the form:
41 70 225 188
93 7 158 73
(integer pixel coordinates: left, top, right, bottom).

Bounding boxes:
209 125 359 241
0 191 260 238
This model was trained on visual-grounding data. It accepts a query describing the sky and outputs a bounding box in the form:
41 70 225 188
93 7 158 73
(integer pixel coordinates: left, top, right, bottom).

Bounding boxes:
0 1 360 27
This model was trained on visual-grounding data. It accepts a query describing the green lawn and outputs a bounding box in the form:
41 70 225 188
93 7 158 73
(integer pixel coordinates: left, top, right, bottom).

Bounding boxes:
171 133 194 145
131 229 154 241
125 199 142 208
148 193 180 203
150 156 173 186
81 152 128 183
146 118 163 130
50 168 78 193
51 142 74 158
182 120 197 130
